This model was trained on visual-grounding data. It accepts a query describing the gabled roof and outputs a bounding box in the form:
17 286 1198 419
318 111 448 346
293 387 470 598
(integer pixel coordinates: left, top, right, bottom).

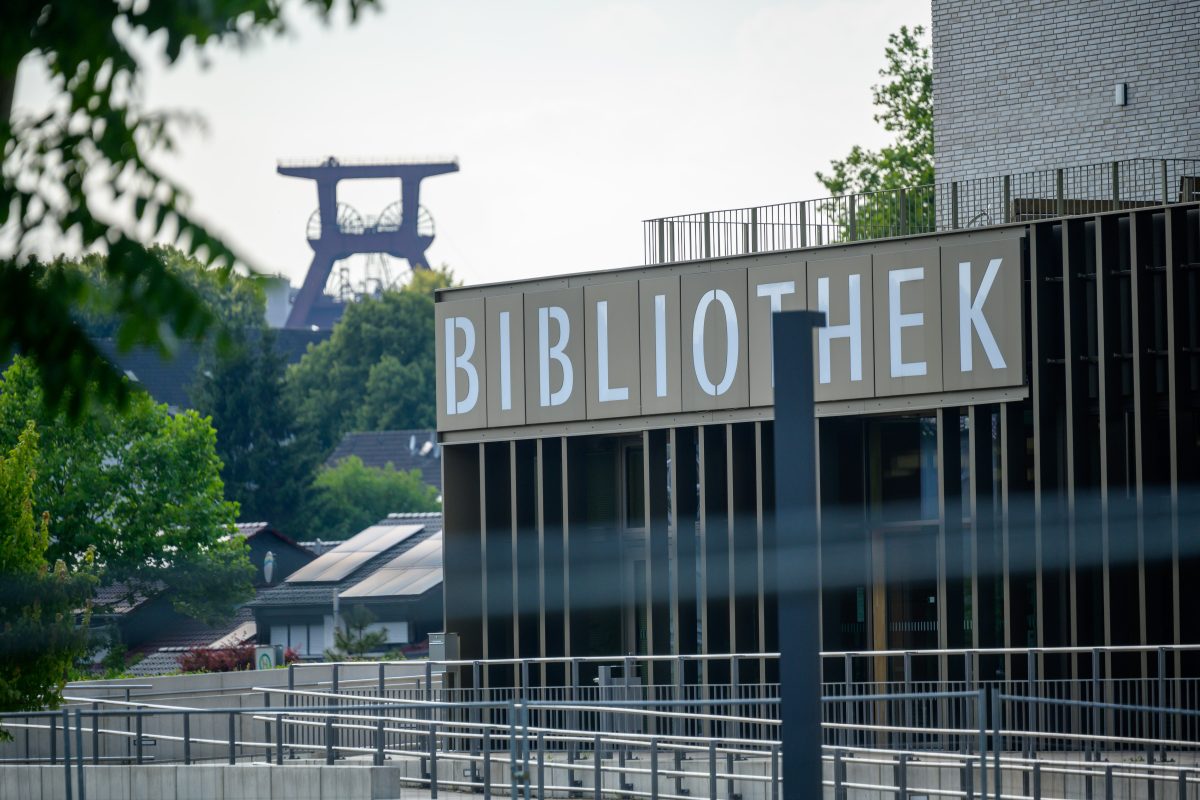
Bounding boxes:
326 430 442 493
233 521 312 555
249 513 443 609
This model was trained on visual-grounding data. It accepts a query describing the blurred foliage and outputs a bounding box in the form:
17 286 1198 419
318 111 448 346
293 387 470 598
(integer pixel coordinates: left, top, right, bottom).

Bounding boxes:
0 422 97 715
287 267 455 454
0 358 254 625
1 0 376 416
308 455 440 541
816 25 933 196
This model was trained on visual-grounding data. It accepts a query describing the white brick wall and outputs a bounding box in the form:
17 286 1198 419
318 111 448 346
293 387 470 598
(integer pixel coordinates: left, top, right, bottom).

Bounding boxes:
932 0 1200 183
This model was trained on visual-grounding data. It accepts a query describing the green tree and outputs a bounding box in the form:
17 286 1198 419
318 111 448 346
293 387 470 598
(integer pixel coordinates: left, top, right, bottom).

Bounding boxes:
325 605 388 660
816 25 933 196
189 328 319 533
308 456 440 541
61 247 267 341
288 268 455 454
0 358 254 625
1 0 375 417
0 422 96 715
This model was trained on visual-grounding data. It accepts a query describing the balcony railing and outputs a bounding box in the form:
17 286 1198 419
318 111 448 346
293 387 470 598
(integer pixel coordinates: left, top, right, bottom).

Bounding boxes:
643 157 1200 264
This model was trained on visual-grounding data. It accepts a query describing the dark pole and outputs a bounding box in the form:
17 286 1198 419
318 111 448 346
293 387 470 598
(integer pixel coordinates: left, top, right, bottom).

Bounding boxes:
771 310 825 800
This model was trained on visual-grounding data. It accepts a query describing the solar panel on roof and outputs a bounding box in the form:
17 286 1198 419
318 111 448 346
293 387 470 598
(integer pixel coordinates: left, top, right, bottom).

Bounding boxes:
339 567 442 599
286 524 424 583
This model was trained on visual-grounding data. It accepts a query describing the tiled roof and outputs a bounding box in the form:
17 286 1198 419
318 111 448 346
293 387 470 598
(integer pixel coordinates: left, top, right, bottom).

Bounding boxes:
125 607 257 676
250 513 443 609
95 328 329 411
92 581 165 615
326 430 442 493
233 521 311 554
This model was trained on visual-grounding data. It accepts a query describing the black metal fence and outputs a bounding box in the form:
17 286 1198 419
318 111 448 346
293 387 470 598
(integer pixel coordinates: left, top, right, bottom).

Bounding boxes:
643 157 1200 263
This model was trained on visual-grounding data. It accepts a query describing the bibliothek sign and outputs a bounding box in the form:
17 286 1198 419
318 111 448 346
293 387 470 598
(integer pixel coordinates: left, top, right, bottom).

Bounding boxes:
436 229 1024 432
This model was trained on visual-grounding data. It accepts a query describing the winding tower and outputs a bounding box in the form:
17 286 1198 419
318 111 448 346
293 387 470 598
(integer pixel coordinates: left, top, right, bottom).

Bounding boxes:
278 156 459 328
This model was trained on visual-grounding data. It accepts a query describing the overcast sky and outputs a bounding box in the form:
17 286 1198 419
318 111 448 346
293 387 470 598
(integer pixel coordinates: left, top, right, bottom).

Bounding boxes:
15 0 930 290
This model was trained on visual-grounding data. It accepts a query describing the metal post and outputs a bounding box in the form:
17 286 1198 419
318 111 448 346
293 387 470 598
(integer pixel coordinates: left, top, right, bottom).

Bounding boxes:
1033 762 1042 800
750 207 759 253
509 700 519 800
904 652 913 751
135 711 143 765
898 188 909 235
726 750 735 800
650 738 659 800
183 713 191 765
429 721 439 799
374 715 384 766
772 310 825 800
898 753 908 800
62 708 72 800
379 661 386 697
228 711 236 765
843 654 853 749
833 749 843 800
770 744 780 800
1092 649 1101 762
657 220 666 264
276 713 284 765
799 203 808 248
1056 168 1065 217
1105 764 1114 800
1161 160 1169 205
484 728 492 800
1158 647 1167 761
1003 175 1012 224
74 708 85 800
537 731 545 800
90 702 98 764
709 740 718 800
991 687 1002 800
703 212 712 259
978 689 987 800
1026 650 1036 758
1111 162 1120 210
674 748 684 798
594 733 603 800
848 195 858 241
50 713 57 766
325 712 334 765
425 660 434 703
952 182 961 229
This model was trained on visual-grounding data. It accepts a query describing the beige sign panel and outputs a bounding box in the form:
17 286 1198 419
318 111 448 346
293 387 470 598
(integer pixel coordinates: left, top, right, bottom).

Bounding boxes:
871 246 944 397
638 275 682 416
523 288 587 424
584 282 641 419
681 269 749 412
436 297 488 432
807 254 875 402
940 234 1025 392
747 260 808 407
485 294 526 427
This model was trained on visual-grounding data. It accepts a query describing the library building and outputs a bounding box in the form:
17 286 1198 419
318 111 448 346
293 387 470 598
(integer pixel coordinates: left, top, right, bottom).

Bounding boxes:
435 0 1200 686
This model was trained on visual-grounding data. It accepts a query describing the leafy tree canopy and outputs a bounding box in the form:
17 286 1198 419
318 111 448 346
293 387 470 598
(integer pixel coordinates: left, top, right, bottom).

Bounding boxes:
1 0 375 416
0 421 96 714
190 327 318 534
308 456 440 541
61 246 266 343
0 358 254 625
287 268 455 454
815 25 933 196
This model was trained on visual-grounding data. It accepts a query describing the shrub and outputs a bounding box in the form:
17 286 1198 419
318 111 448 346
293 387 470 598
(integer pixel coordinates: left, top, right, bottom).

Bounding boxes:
177 642 255 673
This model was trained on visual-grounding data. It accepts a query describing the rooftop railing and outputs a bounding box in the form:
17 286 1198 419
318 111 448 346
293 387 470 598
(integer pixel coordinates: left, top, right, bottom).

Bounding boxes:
643 157 1200 264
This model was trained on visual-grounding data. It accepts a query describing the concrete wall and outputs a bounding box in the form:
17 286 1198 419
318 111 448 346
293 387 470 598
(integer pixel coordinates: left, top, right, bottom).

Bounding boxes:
932 0 1200 183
